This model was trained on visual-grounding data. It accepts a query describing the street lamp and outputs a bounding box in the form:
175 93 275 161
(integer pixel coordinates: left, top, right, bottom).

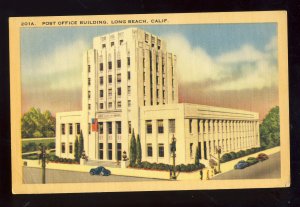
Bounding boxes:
170 134 177 180
215 146 222 173
38 144 48 184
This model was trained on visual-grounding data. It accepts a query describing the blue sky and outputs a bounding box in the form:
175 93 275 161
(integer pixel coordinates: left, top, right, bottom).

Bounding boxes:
21 23 278 119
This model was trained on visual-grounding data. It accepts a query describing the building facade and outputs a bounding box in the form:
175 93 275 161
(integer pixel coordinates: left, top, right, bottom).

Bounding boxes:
56 28 260 165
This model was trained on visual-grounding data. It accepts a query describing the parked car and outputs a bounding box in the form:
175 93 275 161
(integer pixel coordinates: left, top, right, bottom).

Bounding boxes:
246 157 259 166
234 160 249 169
90 166 111 176
257 153 269 162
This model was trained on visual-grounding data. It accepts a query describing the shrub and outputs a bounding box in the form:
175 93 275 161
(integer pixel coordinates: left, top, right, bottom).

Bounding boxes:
47 142 55 149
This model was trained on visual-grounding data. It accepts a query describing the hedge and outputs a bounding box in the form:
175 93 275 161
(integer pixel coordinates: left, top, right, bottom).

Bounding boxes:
48 155 79 164
220 147 265 163
129 161 205 172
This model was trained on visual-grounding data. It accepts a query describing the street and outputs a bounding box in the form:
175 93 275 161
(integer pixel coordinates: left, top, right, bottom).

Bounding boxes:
23 167 165 184
213 152 281 180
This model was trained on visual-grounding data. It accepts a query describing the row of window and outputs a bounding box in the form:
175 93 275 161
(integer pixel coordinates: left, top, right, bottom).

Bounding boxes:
146 119 175 134
188 119 258 134
61 142 73 154
98 143 122 160
61 123 80 135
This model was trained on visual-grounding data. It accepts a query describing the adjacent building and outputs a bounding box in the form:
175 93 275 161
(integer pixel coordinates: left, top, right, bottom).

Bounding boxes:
55 28 260 165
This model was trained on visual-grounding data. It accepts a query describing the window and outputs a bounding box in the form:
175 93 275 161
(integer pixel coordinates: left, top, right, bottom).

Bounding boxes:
99 77 103 85
108 75 112 84
147 144 152 157
169 119 175 133
98 122 103 134
117 74 121 83
69 123 73 135
117 101 121 108
158 144 164 157
157 120 164 134
99 143 103 160
108 61 112 69
156 89 159 98
61 124 65 135
117 143 122 161
69 142 73 154
162 78 165 86
108 143 112 160
107 122 112 134
128 121 131 134
76 123 80 135
128 100 131 107
108 102 112 108
146 120 152 134
88 78 91 86
198 119 201 133
204 121 206 133
190 143 193 158
127 57 130 66
117 88 121 96
100 63 103 71
102 44 106 48
111 42 114 47
189 119 192 133
88 91 91 99
88 65 91 72
100 90 103 98
117 59 121 68
145 33 149 43
108 89 112 97
61 143 65 153
143 71 145 80
88 104 91 110
127 86 131 95
119 39 123 45
127 71 131 80
143 86 146 95
116 121 122 134
88 123 91 134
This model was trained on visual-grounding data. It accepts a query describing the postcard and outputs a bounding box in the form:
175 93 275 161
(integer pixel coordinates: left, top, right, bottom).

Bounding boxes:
9 11 289 194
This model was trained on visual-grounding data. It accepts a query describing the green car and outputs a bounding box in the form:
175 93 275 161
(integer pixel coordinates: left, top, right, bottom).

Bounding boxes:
246 157 259 166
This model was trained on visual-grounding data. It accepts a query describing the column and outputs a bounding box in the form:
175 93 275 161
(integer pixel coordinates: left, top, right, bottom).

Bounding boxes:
257 121 260 147
200 120 204 160
112 121 116 161
103 122 108 160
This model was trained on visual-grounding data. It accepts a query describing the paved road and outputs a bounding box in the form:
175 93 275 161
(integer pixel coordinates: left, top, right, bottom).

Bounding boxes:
23 167 165 184
213 152 281 180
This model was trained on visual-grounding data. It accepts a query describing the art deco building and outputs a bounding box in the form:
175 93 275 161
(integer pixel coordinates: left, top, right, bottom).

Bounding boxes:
56 28 260 165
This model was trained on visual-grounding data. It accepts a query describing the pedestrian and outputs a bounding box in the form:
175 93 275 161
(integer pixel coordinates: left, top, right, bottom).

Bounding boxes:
206 169 210 180
200 169 203 180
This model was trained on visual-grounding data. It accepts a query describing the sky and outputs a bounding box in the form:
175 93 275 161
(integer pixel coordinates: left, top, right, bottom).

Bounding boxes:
21 23 278 120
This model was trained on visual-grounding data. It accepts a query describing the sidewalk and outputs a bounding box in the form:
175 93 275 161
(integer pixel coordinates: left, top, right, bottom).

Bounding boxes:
22 146 280 181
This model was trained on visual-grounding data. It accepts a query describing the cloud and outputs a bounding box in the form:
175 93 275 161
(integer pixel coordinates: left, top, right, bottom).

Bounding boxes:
22 39 89 92
163 33 278 91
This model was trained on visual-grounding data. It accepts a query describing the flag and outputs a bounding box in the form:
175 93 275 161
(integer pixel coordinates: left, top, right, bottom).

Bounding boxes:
92 118 98 132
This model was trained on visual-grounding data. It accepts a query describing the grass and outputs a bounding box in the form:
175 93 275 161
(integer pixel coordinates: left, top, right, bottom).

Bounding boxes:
22 138 55 148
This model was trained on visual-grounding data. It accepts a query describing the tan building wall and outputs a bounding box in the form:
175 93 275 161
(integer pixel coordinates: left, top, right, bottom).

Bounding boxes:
55 28 260 165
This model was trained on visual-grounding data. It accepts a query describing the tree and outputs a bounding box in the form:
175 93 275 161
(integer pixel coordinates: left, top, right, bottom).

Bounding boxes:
129 129 136 166
195 145 200 165
74 136 79 161
136 134 142 164
260 106 280 148
21 107 55 138
79 131 84 157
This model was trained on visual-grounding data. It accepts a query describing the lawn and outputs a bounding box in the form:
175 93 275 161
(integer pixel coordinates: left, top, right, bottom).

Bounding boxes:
22 138 55 148
22 138 55 153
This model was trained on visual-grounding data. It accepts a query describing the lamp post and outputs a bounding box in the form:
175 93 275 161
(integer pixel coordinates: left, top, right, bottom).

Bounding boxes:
170 134 177 180
216 146 222 173
38 144 47 184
